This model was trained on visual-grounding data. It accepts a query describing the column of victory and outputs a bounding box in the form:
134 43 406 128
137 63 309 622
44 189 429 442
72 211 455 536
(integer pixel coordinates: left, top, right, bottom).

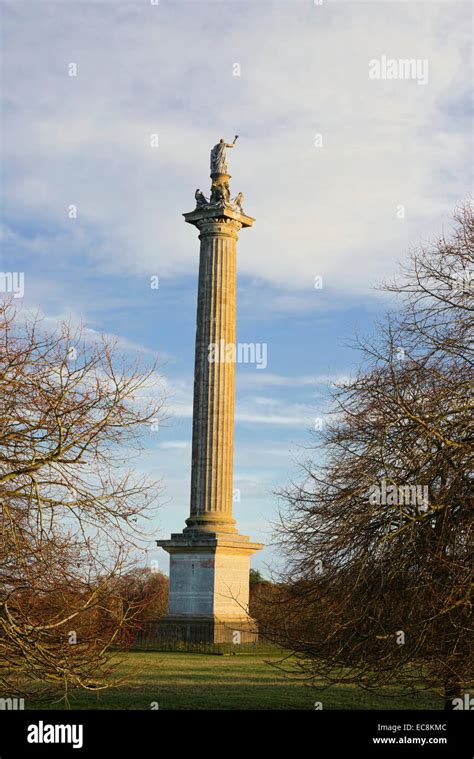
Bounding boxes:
156 138 263 643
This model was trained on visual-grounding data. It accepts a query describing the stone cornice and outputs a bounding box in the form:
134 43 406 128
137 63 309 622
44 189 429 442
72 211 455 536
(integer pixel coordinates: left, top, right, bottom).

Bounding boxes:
183 204 255 231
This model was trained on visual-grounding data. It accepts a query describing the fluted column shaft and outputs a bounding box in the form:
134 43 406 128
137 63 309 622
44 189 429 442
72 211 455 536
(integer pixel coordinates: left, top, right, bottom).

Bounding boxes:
186 217 242 533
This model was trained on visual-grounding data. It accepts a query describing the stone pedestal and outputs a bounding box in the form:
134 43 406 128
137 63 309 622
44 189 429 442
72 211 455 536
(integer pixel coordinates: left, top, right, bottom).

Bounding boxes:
156 530 262 641
156 152 263 644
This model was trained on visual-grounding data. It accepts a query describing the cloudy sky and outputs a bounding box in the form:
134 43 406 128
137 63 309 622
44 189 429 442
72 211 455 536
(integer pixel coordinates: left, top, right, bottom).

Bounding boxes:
1 0 472 574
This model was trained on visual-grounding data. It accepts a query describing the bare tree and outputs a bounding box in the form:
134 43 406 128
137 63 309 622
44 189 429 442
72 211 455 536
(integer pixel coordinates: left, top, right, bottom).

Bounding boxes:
115 567 169 624
0 304 165 702
270 204 473 708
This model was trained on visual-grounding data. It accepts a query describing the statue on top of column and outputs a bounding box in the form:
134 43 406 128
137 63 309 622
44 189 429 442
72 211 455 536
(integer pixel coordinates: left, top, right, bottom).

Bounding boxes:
210 136 238 175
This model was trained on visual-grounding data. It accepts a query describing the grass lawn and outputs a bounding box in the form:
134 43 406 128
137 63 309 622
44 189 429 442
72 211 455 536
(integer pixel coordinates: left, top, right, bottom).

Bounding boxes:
31 651 444 710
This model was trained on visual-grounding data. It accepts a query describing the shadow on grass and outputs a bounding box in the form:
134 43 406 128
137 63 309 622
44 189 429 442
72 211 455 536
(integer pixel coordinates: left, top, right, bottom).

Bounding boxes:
24 651 444 711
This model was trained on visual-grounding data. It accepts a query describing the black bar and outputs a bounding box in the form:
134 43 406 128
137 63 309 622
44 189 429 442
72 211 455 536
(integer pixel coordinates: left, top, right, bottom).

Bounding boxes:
0 710 471 758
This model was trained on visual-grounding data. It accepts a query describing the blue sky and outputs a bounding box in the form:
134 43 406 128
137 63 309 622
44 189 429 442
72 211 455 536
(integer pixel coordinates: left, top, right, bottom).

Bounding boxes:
0 0 472 575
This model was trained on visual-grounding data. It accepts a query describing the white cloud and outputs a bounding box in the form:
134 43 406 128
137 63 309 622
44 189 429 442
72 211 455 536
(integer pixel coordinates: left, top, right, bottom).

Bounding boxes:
236 371 349 388
158 441 189 450
1 0 471 299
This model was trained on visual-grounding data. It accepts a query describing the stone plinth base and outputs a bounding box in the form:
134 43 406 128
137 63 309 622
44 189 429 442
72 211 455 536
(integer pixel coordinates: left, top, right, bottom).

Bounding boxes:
156 529 263 644
156 615 258 645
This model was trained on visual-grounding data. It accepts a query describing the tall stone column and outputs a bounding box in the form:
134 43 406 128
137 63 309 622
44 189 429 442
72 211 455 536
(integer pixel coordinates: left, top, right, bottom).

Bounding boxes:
156 146 263 644
186 213 241 534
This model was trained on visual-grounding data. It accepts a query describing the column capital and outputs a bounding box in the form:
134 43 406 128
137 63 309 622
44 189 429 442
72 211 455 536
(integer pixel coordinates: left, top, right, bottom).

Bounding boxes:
196 217 242 240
